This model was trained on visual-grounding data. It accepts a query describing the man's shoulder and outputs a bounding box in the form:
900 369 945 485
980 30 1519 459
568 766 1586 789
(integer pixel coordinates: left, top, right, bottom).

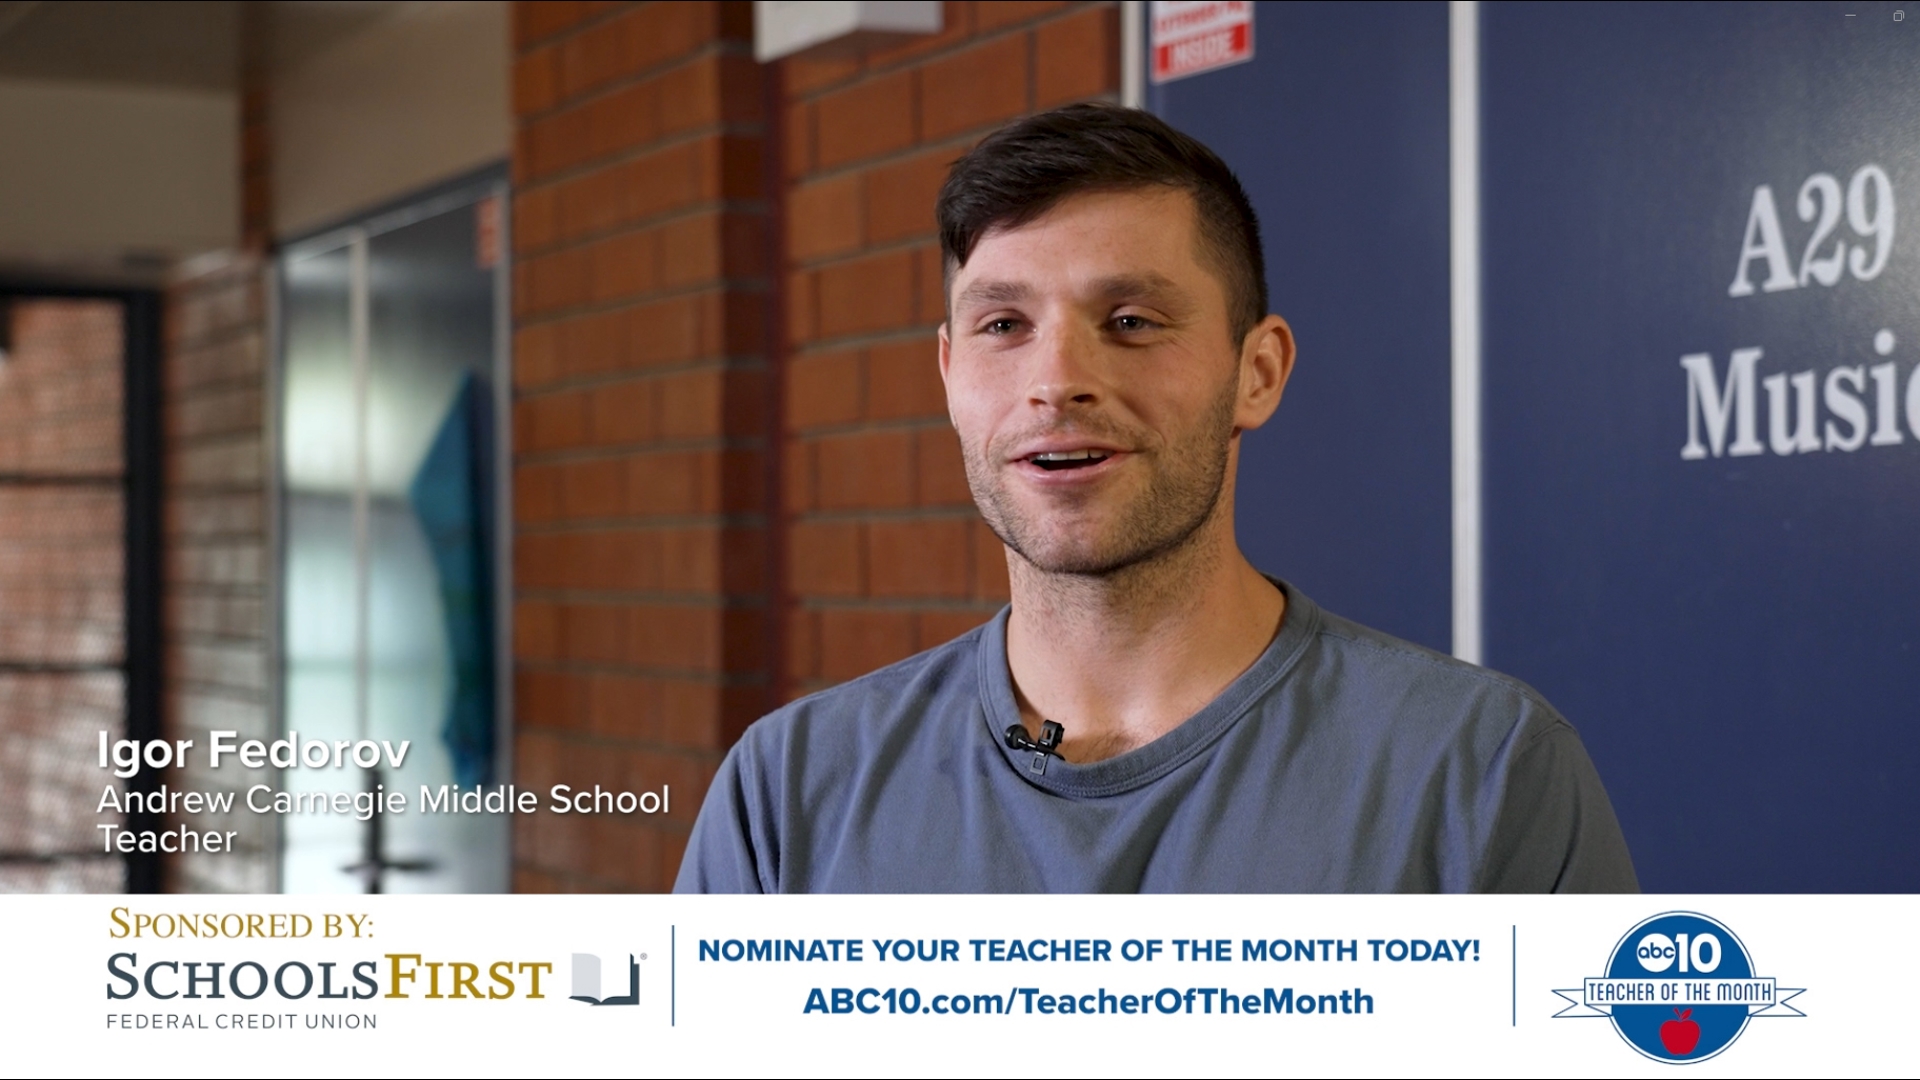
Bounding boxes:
1290 597 1634 892
736 617 995 759
1308 606 1554 702
1297 601 1573 751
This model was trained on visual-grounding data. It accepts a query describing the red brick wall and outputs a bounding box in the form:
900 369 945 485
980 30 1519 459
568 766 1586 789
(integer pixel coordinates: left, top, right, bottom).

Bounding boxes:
162 253 275 892
506 0 1116 890
158 22 279 891
0 301 129 893
509 1 771 891
777 1 1117 696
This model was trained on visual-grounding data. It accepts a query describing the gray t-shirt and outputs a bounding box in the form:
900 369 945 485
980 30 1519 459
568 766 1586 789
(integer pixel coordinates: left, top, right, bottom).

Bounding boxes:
675 582 1637 893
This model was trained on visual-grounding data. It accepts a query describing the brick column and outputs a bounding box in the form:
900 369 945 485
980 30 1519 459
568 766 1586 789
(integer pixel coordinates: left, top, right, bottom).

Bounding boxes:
509 2 772 891
504 0 1118 890
162 255 274 892
777 2 1117 698
160 6 278 890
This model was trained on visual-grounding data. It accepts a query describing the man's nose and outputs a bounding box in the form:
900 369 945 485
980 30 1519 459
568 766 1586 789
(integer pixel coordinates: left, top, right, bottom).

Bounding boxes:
1025 321 1102 411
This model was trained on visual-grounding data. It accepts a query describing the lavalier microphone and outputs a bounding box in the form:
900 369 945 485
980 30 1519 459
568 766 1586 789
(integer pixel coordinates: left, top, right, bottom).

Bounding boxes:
1005 720 1066 775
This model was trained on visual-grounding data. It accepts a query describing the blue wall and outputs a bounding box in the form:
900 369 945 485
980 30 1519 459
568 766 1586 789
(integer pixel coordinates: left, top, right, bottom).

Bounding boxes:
1150 1 1455 656
1151 1 1920 891
1480 2 1920 891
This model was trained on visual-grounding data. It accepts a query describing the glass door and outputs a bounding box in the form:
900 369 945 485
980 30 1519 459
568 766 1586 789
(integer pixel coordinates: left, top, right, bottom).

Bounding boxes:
278 178 508 893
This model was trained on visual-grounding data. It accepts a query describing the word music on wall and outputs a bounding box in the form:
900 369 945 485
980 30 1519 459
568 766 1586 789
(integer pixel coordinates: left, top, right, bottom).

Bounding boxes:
1683 164 1912 460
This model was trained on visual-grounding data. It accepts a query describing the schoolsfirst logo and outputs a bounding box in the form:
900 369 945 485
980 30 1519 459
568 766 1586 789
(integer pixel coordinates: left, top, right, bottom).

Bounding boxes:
1553 912 1805 1063
101 908 645 1006
107 953 559 1002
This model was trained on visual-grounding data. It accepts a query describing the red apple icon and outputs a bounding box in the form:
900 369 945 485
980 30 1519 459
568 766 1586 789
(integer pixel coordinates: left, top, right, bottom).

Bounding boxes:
1660 1008 1702 1056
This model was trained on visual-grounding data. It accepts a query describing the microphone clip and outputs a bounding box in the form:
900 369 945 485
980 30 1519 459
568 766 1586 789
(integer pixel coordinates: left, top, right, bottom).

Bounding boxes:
1005 720 1066 776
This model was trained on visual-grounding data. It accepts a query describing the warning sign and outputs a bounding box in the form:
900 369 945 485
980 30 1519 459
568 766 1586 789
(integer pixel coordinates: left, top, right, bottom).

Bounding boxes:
1150 1 1255 84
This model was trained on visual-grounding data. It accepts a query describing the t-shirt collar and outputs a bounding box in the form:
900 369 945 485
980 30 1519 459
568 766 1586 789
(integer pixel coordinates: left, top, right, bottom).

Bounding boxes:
975 577 1320 798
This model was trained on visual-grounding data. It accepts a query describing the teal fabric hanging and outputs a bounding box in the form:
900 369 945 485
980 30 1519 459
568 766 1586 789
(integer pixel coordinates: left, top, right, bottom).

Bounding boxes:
407 373 495 787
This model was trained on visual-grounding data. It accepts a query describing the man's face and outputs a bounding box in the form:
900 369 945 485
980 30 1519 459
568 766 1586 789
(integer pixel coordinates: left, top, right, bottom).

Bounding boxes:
939 188 1287 577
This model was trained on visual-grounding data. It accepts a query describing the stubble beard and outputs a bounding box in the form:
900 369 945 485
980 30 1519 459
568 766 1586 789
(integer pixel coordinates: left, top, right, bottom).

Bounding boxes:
962 376 1240 581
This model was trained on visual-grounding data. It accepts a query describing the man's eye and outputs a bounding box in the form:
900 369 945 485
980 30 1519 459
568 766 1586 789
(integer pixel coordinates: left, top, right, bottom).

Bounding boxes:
984 318 1022 335
1113 314 1154 332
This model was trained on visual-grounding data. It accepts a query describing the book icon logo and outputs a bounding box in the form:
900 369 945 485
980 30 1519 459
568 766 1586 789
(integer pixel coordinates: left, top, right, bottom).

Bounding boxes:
570 952 640 1006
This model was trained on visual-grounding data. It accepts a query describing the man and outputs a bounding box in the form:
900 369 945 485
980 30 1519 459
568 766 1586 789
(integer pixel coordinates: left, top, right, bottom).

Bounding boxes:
676 104 1636 893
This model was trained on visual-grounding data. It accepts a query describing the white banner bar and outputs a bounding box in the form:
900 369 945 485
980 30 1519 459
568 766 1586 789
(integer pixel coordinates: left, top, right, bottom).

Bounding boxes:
2 895 1910 1076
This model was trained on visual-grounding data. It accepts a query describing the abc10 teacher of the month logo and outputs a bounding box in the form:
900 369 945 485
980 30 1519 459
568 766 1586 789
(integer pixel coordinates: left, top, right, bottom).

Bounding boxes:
1554 912 1804 1063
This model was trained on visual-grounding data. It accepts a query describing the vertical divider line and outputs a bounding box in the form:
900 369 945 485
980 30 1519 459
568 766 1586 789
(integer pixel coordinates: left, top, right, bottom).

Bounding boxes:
1449 1 1484 665
671 925 677 1027
349 230 371 742
761 61 790 717
1121 1 1145 109
263 257 287 893
492 184 515 807
121 289 164 893
1511 923 1517 1026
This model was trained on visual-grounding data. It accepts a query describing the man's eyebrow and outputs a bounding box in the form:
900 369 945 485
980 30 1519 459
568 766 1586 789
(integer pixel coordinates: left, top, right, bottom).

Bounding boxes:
953 279 1032 309
953 273 1192 310
1088 272 1188 301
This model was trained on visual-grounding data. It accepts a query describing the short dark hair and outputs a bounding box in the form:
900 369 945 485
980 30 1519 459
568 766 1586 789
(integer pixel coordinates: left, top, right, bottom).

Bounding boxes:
936 103 1269 341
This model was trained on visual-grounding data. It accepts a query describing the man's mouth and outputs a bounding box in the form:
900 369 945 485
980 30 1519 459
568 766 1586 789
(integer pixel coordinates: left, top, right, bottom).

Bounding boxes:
1026 449 1114 471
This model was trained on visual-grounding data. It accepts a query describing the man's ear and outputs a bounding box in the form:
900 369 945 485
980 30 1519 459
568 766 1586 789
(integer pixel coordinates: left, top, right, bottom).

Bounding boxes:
1234 314 1295 432
937 322 955 427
